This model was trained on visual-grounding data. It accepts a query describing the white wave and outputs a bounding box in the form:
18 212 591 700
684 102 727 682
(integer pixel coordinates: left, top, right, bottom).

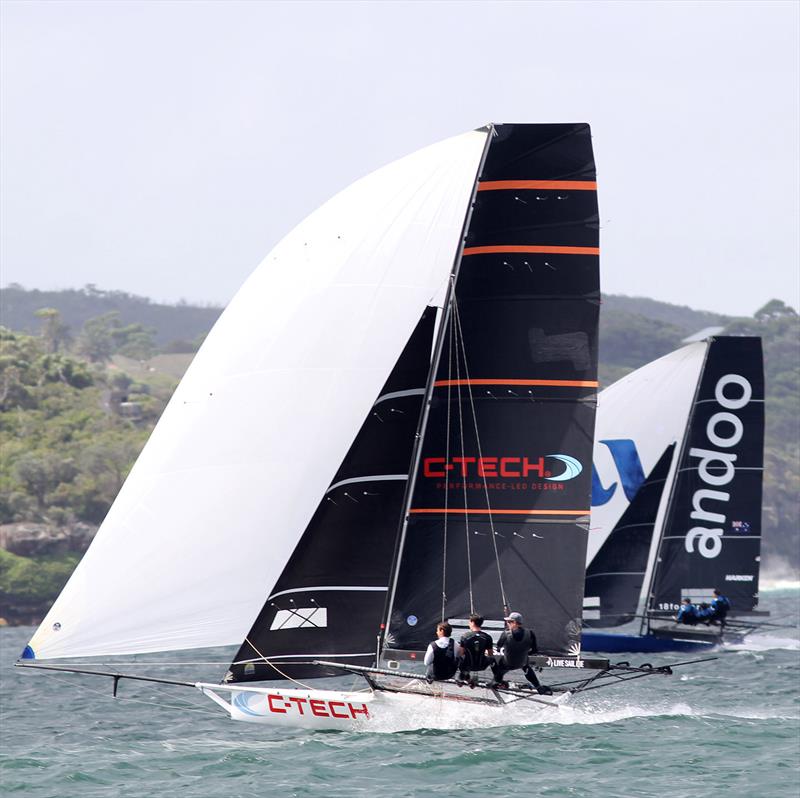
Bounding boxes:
340 692 799 734
759 579 800 592
724 634 800 652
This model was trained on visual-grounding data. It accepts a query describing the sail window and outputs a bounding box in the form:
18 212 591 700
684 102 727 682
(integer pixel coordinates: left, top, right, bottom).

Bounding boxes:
269 607 328 631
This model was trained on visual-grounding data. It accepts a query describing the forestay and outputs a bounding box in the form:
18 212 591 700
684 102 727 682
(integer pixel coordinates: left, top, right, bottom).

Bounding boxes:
25 130 488 660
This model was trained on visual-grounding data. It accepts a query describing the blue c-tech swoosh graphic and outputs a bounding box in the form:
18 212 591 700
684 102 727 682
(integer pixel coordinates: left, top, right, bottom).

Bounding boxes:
232 691 263 717
546 454 583 481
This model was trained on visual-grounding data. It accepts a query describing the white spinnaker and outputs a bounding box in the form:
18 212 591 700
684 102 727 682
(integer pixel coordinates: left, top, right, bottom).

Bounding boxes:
27 129 488 660
587 341 708 566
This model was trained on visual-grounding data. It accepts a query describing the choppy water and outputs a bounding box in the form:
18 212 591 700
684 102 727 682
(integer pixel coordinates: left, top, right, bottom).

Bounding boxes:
2 590 798 797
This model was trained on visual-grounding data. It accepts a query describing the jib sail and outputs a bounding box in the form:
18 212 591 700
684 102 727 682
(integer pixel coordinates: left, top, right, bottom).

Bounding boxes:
583 444 675 627
383 123 600 659
226 309 436 681
647 337 765 615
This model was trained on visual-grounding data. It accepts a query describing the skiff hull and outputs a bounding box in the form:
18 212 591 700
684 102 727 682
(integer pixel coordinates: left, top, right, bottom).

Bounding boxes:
198 683 570 730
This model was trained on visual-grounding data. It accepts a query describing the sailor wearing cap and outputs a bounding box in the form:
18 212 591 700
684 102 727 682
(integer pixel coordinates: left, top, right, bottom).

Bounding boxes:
489 611 552 694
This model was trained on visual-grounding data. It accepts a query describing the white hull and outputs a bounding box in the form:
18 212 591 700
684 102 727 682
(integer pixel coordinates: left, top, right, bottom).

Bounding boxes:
198 682 570 731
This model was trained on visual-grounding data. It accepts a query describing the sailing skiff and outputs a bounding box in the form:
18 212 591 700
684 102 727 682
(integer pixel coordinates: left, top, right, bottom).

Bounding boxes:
18 123 702 729
583 337 770 652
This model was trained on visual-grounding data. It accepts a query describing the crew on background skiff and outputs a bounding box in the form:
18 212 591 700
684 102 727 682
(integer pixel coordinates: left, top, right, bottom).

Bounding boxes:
489 612 552 695
457 614 494 684
676 597 699 625
697 589 731 626
424 622 459 681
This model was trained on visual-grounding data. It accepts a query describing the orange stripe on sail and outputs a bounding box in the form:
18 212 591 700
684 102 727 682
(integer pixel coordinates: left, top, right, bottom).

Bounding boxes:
433 379 598 388
409 508 590 516
462 245 599 256
478 180 597 192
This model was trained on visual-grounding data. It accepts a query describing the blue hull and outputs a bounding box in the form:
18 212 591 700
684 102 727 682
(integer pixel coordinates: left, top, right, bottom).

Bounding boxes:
580 631 716 654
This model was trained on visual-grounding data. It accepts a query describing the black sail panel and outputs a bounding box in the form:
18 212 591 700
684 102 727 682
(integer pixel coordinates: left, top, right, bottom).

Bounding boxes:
227 309 436 681
649 337 765 615
386 124 600 658
583 444 676 627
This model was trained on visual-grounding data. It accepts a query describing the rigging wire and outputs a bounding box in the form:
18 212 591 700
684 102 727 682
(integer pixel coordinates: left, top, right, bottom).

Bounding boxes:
452 294 508 612
52 661 233 666
441 287 455 622
451 295 474 615
243 636 315 690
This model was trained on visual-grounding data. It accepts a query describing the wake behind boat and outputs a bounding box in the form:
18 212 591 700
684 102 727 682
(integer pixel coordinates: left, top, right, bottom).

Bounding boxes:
16 123 708 730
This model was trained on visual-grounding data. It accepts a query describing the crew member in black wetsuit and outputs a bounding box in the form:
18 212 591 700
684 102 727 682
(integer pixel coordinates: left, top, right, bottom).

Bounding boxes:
457 614 493 684
489 612 552 695
423 622 459 681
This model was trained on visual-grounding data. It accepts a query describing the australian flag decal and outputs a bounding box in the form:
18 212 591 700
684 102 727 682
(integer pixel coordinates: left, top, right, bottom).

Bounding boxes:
731 520 751 533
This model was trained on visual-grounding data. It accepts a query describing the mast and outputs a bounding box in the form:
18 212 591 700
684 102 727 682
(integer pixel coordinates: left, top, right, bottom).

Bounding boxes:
643 337 765 626
638 342 710 636
380 125 495 650
381 123 601 660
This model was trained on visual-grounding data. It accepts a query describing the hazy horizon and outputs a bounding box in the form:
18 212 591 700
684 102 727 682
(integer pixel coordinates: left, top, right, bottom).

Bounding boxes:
2 1 798 315
3 278 790 320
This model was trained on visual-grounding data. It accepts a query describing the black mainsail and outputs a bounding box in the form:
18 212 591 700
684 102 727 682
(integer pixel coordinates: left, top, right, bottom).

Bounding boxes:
646 337 765 617
383 123 600 659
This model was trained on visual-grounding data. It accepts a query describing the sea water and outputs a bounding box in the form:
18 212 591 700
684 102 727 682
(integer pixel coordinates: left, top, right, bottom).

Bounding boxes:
1 589 798 797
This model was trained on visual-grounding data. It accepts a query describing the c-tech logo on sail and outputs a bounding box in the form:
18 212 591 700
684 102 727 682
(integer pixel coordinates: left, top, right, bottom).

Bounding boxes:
422 454 583 481
684 373 753 560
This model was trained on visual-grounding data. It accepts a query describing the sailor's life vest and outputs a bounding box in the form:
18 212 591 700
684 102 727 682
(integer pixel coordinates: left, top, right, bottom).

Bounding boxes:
459 630 493 671
711 595 731 618
677 604 699 625
427 639 458 680
499 628 536 669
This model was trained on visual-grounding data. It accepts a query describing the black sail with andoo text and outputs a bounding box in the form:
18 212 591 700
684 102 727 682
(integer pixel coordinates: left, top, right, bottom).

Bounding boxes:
648 337 764 614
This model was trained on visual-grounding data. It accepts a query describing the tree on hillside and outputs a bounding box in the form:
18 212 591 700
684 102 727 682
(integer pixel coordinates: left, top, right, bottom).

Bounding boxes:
755 299 798 321
34 308 70 353
112 322 156 360
76 313 118 362
76 312 157 362
13 452 78 515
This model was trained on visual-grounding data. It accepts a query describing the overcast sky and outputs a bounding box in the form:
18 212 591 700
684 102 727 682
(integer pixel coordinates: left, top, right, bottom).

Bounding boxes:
1 0 798 316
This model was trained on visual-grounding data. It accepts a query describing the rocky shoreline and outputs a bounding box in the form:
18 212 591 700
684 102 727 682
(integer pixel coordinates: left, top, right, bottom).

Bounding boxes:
0 522 97 626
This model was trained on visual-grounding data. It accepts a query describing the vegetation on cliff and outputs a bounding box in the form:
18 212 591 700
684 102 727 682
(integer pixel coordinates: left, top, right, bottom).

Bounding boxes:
0 287 797 622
